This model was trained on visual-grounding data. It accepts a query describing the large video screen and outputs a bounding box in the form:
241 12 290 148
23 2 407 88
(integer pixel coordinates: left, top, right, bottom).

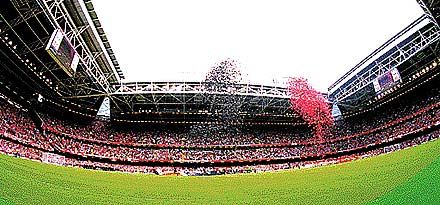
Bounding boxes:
45 29 80 77
378 72 394 88
373 68 402 93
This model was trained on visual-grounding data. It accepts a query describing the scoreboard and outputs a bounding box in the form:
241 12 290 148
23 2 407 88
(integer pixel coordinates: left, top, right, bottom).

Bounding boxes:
45 29 80 77
372 68 402 93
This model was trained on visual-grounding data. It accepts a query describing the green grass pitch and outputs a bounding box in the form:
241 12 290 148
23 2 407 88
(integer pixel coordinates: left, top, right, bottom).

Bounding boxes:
0 139 439 204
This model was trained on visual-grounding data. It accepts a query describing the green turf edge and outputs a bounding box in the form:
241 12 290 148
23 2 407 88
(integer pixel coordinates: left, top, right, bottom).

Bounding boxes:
0 139 438 205
0 197 14 205
368 153 440 205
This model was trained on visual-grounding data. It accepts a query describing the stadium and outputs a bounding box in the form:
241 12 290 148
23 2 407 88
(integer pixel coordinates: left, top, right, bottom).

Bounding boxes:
0 0 439 204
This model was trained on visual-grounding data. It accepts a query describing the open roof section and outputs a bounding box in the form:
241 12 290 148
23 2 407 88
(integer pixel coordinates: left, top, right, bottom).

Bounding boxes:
65 0 125 82
328 15 430 94
92 0 425 92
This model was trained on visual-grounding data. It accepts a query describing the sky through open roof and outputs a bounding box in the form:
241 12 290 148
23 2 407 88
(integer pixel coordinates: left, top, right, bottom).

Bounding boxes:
93 0 424 92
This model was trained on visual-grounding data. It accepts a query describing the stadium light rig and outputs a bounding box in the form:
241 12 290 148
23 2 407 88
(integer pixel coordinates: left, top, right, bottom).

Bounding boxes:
367 59 439 107
345 58 440 118
0 34 57 91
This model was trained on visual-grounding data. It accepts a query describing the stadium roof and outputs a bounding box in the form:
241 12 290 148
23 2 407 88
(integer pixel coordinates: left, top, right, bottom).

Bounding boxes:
71 0 125 81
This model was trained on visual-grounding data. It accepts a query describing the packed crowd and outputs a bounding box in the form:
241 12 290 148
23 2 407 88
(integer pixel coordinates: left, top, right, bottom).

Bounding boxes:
40 87 440 148
1 128 438 176
36 103 438 162
0 86 439 175
42 118 314 146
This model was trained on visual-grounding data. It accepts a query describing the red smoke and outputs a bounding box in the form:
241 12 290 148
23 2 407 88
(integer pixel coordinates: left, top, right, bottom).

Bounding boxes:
287 77 333 141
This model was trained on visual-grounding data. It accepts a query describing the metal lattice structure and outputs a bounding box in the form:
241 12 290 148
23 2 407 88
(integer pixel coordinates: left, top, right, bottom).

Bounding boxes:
110 82 292 116
107 81 309 124
0 0 123 95
2 0 440 123
0 0 301 123
113 82 289 98
37 0 122 94
0 0 124 116
328 16 440 104
417 0 440 28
